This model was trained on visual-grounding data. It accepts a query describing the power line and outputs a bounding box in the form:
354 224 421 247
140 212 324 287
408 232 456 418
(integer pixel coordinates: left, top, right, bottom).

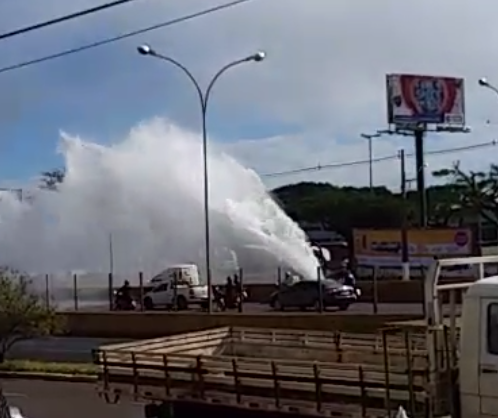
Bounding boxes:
0 0 143 42
263 140 497 178
0 0 254 75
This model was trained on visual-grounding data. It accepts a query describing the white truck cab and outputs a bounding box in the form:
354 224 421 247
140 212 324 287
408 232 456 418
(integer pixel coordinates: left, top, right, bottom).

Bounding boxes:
423 255 498 418
458 276 498 418
149 264 200 286
143 264 208 311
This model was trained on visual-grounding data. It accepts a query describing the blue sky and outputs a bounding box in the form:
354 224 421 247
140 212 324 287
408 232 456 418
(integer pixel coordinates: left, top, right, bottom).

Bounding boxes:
1 0 498 189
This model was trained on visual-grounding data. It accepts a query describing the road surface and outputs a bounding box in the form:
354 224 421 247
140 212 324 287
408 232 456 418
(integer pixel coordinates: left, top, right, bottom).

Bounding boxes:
3 380 141 418
8 336 128 363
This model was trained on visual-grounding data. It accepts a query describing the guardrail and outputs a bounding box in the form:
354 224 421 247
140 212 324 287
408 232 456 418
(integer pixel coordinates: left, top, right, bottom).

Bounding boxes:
21 267 456 312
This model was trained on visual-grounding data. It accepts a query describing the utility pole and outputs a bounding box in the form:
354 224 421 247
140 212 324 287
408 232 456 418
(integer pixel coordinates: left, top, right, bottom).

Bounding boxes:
414 128 427 227
399 149 410 281
377 127 428 226
109 233 114 275
361 133 381 192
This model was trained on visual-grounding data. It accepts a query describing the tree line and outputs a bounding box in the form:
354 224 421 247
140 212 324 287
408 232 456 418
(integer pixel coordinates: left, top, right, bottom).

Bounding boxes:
271 163 498 241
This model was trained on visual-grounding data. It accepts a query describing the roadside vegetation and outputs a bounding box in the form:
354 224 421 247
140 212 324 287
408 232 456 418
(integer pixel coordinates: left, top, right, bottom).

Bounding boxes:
0 359 96 375
0 273 63 363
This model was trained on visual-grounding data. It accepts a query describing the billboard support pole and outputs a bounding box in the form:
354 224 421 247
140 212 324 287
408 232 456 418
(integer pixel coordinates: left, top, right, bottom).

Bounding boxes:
400 149 410 281
414 128 427 227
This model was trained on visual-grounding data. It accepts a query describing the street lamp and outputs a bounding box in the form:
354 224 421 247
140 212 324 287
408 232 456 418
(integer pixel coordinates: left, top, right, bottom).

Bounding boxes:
137 44 266 313
479 77 498 95
360 133 381 192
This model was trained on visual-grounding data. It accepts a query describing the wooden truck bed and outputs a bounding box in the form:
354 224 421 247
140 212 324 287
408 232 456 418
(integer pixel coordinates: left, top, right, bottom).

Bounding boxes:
93 327 432 418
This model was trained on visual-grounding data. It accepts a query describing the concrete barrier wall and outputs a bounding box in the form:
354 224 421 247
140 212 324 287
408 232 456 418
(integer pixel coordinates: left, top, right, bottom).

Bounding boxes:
61 311 422 339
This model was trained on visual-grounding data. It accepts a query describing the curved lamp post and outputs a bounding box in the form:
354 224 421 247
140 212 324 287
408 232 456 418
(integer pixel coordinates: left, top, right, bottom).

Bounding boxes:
479 77 498 95
137 44 266 313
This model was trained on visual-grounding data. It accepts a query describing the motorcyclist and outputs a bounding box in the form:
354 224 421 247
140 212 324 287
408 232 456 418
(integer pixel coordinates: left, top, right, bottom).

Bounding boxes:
233 273 243 294
339 259 356 288
115 280 133 309
283 271 295 286
119 280 131 297
233 273 246 307
212 285 226 311
225 276 235 309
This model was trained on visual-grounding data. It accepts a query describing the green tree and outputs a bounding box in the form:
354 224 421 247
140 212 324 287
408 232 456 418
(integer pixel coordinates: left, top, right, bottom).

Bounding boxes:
272 182 413 240
433 162 498 227
0 274 63 363
39 168 65 191
272 180 468 235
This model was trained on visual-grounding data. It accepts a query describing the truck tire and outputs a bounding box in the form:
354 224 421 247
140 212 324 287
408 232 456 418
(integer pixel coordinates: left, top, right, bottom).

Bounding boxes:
176 295 188 311
338 302 350 311
143 297 154 310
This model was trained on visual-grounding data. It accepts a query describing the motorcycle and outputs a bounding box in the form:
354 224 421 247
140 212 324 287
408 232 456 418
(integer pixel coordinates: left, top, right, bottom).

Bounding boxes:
113 290 137 311
225 287 247 310
235 288 248 307
199 286 226 312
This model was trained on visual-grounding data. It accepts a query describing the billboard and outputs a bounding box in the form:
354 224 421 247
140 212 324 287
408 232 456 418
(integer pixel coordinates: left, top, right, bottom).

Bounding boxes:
386 74 465 127
353 228 475 278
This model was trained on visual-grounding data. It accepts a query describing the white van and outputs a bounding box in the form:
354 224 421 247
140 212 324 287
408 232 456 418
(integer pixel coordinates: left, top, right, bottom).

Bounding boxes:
148 264 200 286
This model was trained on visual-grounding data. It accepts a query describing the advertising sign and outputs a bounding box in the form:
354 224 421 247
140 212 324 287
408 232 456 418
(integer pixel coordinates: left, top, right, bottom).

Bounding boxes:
386 74 465 127
353 228 475 278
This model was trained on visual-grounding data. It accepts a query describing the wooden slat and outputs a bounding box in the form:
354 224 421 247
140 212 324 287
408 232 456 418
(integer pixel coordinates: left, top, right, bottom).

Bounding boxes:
97 363 426 404
231 328 426 352
95 350 427 403
98 352 427 384
100 327 231 352
99 327 427 359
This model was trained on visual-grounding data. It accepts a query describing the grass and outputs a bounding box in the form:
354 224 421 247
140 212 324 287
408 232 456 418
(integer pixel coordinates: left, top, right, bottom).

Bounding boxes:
0 359 98 375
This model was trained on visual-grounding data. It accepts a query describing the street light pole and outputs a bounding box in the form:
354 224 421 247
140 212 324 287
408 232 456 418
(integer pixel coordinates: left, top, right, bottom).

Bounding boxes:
137 44 265 313
360 133 381 192
479 77 498 96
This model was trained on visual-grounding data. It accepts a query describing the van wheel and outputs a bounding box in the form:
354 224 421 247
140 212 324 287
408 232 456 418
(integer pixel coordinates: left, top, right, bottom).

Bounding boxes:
144 297 154 310
176 296 188 311
338 303 350 311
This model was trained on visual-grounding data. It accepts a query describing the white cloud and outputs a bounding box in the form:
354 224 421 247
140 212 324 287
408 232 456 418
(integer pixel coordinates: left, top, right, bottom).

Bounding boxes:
1 0 498 188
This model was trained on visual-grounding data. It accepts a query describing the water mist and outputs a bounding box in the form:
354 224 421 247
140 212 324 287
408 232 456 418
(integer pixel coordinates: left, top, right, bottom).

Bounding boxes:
0 118 319 289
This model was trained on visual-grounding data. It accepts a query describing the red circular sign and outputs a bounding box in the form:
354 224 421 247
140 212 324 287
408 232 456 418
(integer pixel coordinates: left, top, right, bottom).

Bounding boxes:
454 231 469 246
400 75 458 117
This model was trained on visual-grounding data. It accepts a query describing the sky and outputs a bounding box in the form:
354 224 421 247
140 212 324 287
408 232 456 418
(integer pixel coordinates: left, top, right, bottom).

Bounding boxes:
0 0 498 192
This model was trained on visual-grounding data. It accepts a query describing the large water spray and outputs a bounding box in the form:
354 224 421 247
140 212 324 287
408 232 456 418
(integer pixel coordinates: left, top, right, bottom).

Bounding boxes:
0 118 319 284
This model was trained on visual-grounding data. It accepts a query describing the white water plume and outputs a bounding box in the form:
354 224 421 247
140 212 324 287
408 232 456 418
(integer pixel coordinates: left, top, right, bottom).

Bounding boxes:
0 118 319 283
